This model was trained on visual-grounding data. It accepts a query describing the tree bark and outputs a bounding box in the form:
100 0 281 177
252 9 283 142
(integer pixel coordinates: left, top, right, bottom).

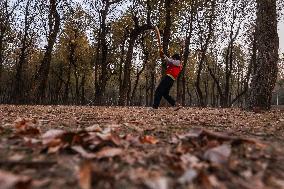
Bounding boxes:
247 0 278 110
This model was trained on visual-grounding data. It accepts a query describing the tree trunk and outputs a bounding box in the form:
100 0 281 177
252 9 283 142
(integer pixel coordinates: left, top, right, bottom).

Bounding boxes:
195 1 215 107
186 85 192 106
11 0 31 104
80 74 86 105
0 1 9 84
130 39 148 105
118 35 136 106
74 69 79 105
32 0 60 104
0 33 4 83
118 38 126 100
177 1 196 105
118 23 152 106
55 66 64 104
130 60 146 105
150 70 155 106
94 2 110 105
161 0 172 75
247 0 278 110
64 62 71 104
145 75 149 105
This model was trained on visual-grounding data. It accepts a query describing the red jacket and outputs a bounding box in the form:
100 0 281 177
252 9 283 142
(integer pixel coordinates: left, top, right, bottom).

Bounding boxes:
164 56 182 80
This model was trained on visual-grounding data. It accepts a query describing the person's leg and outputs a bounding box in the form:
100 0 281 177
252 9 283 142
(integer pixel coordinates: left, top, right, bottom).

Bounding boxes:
153 88 163 109
164 93 176 106
153 77 168 108
162 76 176 106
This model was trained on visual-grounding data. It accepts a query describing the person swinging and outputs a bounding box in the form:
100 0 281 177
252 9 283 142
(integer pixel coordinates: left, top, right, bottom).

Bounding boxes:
152 50 182 109
153 50 182 109
152 26 183 109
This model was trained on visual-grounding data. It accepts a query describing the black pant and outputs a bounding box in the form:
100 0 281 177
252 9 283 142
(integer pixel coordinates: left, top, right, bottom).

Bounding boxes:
153 75 176 108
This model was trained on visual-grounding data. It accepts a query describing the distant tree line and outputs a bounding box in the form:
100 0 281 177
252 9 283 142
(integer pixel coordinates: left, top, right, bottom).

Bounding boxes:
0 0 282 110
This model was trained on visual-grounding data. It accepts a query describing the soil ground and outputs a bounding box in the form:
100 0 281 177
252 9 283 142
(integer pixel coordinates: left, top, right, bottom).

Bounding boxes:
0 105 283 189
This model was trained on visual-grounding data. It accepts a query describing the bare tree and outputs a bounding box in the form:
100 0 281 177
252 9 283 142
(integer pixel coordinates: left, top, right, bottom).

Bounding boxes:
0 0 21 95
118 0 153 106
11 0 36 103
31 0 61 103
195 1 215 107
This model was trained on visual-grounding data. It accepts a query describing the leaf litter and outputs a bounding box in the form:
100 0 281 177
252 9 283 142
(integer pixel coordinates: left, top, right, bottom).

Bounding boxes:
0 105 283 189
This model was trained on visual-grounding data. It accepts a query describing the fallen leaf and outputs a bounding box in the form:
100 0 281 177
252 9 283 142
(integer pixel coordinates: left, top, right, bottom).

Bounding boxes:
179 129 266 148
180 153 199 166
140 135 159 144
178 129 203 139
96 132 121 146
203 144 231 164
42 129 66 145
267 177 284 188
31 178 50 188
78 160 92 189
144 176 169 189
208 175 226 189
84 124 102 132
0 170 31 189
95 147 123 159
14 118 40 136
178 169 198 184
198 171 213 189
72 146 96 159
9 153 25 161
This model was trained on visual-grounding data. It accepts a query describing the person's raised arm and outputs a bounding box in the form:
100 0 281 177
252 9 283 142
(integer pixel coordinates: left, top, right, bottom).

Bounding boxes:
159 50 181 66
163 55 181 66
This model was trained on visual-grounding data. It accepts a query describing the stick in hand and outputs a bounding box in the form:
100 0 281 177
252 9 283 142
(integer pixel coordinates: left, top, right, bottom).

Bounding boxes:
154 26 162 52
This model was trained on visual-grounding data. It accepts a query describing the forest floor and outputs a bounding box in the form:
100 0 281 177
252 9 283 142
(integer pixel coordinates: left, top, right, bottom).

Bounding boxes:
0 105 283 189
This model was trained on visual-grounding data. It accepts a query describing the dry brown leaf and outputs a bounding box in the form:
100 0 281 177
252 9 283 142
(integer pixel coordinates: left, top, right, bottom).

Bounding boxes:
0 170 31 189
180 153 199 167
42 129 66 145
84 124 102 132
96 132 121 146
178 169 198 184
14 118 40 136
203 144 231 164
95 147 123 159
144 176 169 189
140 135 159 144
208 175 227 189
78 160 92 189
72 146 96 159
179 128 266 148
31 178 50 188
9 153 25 161
178 129 203 139
198 171 213 189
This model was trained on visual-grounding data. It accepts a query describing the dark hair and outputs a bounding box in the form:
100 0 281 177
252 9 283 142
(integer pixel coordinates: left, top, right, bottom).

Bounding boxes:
172 54 181 60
